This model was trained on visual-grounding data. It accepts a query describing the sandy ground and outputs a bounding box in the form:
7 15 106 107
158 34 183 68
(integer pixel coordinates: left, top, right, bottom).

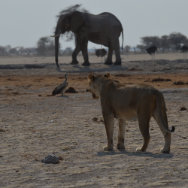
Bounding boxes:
0 54 188 188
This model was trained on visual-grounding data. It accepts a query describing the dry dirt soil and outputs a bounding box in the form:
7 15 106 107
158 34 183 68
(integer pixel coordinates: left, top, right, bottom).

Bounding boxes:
0 54 188 188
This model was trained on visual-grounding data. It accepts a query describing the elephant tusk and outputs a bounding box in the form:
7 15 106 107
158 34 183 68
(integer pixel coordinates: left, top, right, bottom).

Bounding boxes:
50 34 60 38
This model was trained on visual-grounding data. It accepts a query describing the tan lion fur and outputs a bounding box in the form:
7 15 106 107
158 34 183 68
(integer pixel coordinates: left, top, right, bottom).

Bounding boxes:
88 73 175 153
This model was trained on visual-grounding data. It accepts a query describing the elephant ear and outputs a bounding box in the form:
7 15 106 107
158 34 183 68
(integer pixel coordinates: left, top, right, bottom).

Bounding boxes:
70 11 85 33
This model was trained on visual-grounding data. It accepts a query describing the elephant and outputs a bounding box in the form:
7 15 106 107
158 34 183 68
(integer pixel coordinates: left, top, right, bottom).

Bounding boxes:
53 10 124 70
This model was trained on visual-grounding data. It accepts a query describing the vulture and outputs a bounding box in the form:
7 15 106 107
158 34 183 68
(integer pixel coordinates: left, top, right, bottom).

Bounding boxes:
146 45 157 55
52 74 68 95
95 48 107 57
180 45 188 53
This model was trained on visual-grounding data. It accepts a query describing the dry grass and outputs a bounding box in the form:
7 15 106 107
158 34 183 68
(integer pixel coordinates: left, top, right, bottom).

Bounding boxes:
0 54 188 187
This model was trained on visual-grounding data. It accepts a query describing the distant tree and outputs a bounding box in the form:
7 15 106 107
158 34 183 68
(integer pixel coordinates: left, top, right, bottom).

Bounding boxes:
136 45 145 53
160 35 169 52
9 47 18 55
37 37 55 56
62 47 73 55
64 32 74 42
5 45 11 54
140 32 188 52
0 46 7 56
168 32 188 50
124 45 131 53
141 36 160 47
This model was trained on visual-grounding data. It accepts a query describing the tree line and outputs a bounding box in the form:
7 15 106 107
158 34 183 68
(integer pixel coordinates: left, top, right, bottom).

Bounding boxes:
125 32 188 53
0 32 188 56
0 36 73 56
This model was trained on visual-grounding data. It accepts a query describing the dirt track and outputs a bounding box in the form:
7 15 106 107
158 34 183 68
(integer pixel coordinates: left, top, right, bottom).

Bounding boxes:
0 55 188 187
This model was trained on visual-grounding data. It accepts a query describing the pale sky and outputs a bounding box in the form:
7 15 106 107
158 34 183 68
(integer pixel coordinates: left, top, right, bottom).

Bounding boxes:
0 0 188 49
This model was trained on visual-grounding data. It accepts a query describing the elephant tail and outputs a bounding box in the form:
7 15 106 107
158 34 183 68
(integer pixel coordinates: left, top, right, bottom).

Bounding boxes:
120 25 124 51
121 28 124 51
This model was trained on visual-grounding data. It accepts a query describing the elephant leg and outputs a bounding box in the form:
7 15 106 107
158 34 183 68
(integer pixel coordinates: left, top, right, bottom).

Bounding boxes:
71 45 81 65
104 46 113 65
81 41 90 66
114 39 121 65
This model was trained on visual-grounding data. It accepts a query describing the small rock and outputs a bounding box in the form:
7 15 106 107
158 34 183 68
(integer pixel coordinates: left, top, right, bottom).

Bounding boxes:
99 118 104 123
92 117 104 123
58 156 63 160
65 87 78 93
180 107 187 111
86 89 90 92
173 81 185 85
152 78 171 82
92 117 98 122
41 155 61 164
0 128 5 132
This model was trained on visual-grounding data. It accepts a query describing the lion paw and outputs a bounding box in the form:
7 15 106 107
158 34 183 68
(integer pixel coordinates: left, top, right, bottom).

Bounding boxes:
160 148 170 154
103 146 113 151
136 148 145 152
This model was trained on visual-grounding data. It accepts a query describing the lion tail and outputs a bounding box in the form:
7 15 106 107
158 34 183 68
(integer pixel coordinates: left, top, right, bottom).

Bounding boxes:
153 91 175 133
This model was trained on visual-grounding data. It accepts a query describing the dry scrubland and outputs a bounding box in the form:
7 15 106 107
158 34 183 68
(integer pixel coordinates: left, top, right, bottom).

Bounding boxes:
0 53 188 188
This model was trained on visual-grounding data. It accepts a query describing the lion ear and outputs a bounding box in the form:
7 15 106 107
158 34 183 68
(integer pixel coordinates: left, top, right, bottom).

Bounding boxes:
88 73 95 81
104 73 110 78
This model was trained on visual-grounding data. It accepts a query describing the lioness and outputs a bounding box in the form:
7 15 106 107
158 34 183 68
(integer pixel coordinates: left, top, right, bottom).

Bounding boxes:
88 73 175 153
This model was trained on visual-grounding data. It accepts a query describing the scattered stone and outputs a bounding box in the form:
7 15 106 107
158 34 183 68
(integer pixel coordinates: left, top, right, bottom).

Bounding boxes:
86 89 90 92
152 78 171 82
12 92 20 95
181 136 187 139
92 117 98 122
65 87 78 93
173 81 185 85
100 118 104 123
114 74 130 78
0 128 5 132
180 107 187 111
58 156 63 160
92 117 104 123
41 154 62 164
128 68 142 71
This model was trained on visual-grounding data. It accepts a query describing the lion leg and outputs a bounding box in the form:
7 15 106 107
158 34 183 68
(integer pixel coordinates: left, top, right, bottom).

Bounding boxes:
153 110 171 153
103 113 114 151
161 133 171 154
136 113 151 152
117 119 125 150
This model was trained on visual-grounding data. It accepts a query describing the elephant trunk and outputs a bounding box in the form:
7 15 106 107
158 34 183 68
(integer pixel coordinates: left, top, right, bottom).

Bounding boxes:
55 35 60 70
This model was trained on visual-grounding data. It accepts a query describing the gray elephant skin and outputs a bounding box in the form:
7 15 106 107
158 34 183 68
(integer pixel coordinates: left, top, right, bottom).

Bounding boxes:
54 10 124 70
